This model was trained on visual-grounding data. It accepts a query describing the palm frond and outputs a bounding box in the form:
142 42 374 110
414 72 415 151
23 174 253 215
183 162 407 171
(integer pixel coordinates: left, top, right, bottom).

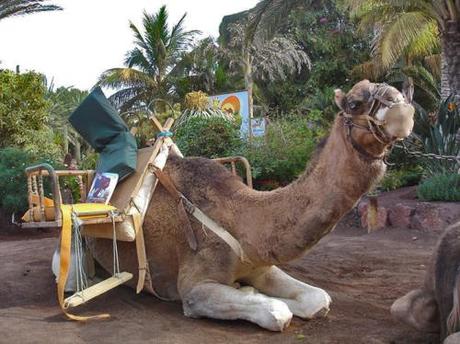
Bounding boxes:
0 0 61 20
247 0 308 42
374 12 437 69
351 61 383 80
405 21 440 61
252 36 311 81
403 64 440 103
424 53 441 78
97 68 154 89
124 47 153 73
108 87 147 111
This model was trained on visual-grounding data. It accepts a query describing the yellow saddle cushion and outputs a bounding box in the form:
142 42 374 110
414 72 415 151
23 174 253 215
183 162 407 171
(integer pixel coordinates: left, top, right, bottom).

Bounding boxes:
21 200 117 223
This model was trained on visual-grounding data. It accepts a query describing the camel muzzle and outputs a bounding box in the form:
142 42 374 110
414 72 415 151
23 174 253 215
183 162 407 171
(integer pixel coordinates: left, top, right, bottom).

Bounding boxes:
381 102 415 139
368 84 415 140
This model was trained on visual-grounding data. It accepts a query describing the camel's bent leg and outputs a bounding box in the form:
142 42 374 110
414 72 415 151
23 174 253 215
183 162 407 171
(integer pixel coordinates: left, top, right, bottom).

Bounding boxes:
182 282 293 331
242 266 332 319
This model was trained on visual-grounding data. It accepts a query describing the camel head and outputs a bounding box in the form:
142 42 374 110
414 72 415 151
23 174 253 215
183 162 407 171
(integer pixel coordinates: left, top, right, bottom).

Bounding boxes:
391 289 440 333
334 80 415 142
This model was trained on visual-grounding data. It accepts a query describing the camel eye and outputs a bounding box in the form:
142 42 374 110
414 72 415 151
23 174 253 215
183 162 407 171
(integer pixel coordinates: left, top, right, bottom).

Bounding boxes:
349 100 362 110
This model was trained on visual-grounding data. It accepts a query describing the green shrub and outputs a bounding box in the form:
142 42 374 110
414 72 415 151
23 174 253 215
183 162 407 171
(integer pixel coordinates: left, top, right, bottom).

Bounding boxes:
298 87 338 124
412 96 459 175
80 151 98 170
417 173 460 202
0 147 56 213
379 167 424 191
239 114 326 188
0 71 50 148
175 116 241 158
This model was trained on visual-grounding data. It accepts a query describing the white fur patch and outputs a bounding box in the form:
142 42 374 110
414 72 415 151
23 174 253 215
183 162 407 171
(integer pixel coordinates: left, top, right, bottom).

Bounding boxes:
376 107 388 121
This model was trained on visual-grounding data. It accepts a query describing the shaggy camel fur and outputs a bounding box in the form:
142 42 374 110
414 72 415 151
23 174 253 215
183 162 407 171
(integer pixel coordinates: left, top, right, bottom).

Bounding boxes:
392 221 460 343
89 80 415 331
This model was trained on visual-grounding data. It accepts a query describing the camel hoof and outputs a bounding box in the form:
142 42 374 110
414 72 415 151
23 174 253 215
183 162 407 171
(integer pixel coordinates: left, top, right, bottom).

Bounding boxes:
262 299 293 332
296 288 332 319
312 306 330 318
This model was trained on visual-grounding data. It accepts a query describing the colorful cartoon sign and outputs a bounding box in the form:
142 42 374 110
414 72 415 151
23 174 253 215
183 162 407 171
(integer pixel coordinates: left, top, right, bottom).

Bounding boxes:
210 90 250 137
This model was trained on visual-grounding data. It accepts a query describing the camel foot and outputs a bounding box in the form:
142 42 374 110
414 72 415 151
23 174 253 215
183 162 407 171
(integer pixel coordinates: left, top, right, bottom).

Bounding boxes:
444 332 460 344
182 282 293 331
242 266 332 320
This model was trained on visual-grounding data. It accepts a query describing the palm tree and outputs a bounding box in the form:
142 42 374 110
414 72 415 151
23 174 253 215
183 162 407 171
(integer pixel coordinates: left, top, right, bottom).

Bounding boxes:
344 0 460 100
179 37 221 95
0 0 61 21
223 20 310 120
45 79 89 161
98 6 199 112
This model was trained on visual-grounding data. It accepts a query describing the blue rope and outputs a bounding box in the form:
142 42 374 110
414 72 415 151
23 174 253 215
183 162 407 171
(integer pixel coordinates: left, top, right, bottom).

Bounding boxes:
157 130 173 138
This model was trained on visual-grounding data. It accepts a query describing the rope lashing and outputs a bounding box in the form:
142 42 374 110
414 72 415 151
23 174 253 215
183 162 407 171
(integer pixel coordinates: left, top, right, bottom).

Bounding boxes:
71 210 88 294
110 210 121 277
157 130 173 138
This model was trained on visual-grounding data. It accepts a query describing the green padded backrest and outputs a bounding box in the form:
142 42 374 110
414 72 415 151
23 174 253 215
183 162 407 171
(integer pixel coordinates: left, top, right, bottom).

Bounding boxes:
96 131 137 180
69 87 129 152
69 87 137 180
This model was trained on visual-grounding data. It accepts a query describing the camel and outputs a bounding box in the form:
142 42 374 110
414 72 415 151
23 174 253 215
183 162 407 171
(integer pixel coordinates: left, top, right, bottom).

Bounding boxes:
89 80 415 331
391 221 460 343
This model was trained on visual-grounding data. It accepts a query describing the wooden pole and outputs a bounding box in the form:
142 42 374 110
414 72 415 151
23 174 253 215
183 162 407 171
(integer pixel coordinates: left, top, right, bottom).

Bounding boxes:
367 195 379 233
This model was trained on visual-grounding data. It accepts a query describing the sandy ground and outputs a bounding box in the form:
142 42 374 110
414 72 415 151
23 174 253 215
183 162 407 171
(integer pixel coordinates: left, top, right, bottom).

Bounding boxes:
0 218 445 344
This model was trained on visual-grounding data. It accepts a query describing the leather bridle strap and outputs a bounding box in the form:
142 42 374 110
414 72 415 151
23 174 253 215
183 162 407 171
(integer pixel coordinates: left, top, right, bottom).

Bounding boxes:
346 124 385 161
341 112 388 161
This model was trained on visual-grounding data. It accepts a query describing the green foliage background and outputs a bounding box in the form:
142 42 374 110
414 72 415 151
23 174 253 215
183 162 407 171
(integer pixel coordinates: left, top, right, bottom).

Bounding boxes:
0 148 56 213
417 174 460 202
239 114 326 186
175 117 242 159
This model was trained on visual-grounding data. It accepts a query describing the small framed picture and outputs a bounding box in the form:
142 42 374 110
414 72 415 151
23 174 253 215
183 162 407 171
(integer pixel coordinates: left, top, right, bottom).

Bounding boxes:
87 172 119 204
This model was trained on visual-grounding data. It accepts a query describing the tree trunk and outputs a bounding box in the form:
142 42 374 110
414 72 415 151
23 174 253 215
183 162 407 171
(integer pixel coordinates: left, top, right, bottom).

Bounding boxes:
243 50 254 140
440 51 451 99
74 140 81 163
441 20 460 101
63 126 69 154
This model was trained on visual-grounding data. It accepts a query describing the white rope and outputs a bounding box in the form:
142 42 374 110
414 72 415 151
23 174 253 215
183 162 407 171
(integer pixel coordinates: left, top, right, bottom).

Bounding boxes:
110 211 121 277
71 211 88 293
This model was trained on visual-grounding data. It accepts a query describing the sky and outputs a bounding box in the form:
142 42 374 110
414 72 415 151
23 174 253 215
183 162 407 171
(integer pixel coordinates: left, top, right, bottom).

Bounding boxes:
0 0 259 90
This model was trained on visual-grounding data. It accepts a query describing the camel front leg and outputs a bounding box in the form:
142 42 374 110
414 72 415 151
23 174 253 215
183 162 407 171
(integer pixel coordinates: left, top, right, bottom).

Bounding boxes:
181 282 293 331
242 266 332 319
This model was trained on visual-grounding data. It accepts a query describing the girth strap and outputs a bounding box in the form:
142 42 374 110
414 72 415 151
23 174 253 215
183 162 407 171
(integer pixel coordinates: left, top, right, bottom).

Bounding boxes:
150 167 198 251
150 166 248 262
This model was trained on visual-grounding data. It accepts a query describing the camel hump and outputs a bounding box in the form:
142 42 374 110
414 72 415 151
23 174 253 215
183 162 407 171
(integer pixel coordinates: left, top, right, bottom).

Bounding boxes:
164 155 247 200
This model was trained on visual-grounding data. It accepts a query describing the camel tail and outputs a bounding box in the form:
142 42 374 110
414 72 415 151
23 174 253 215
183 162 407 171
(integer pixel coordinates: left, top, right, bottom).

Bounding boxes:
447 266 460 335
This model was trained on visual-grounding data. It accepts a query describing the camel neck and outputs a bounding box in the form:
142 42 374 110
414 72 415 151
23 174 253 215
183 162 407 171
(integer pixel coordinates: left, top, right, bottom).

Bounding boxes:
238 117 386 265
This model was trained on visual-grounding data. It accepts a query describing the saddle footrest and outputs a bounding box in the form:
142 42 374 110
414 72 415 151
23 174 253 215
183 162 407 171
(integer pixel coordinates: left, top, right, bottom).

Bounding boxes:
64 272 133 308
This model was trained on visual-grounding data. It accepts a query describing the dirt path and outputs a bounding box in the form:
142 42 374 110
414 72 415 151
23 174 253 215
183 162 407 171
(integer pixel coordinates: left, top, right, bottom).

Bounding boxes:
0 221 442 344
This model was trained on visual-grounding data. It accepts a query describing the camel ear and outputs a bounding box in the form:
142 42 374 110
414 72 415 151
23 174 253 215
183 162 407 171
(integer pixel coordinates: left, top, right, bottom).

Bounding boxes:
334 89 346 111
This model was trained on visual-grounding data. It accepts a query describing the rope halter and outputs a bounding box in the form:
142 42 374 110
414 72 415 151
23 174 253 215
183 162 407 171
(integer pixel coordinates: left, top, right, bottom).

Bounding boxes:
341 83 415 162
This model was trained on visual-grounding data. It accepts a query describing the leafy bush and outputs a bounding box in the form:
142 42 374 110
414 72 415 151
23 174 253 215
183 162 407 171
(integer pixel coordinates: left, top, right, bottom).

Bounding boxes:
175 116 241 158
298 87 338 124
379 167 424 191
22 127 63 162
0 148 55 213
0 71 50 148
417 174 460 202
411 96 459 175
79 151 98 170
239 114 326 188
